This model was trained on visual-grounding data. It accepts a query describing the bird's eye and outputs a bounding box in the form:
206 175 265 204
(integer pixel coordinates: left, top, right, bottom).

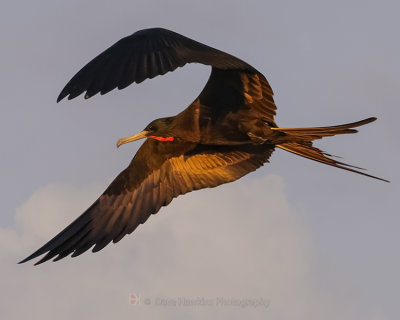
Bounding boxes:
147 124 155 131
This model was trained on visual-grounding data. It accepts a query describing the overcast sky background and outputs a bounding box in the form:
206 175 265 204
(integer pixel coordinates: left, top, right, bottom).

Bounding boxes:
1 0 399 319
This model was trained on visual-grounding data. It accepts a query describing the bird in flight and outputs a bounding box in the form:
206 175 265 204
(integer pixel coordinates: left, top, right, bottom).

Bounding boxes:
20 28 387 265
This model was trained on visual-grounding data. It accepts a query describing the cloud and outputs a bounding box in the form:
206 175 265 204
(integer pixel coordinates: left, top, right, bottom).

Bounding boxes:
0 174 386 319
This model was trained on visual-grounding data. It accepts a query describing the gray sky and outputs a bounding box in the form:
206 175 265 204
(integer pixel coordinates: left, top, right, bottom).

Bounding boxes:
1 0 399 319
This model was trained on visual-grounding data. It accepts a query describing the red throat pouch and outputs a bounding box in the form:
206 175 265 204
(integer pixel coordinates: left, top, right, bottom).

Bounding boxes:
148 136 174 142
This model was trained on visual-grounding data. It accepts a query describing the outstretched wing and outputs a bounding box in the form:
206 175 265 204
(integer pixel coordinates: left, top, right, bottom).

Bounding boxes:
57 28 277 124
20 140 274 264
57 28 255 102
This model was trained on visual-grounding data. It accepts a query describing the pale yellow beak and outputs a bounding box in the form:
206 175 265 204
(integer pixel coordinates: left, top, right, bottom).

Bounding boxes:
116 130 149 148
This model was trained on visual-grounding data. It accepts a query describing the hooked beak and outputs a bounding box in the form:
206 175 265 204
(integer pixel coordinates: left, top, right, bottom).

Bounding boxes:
116 130 149 148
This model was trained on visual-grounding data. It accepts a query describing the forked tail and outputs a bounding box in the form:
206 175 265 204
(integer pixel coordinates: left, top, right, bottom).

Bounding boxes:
273 117 389 182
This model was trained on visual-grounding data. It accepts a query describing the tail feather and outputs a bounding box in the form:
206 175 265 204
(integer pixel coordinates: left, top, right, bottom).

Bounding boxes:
275 117 389 182
273 117 377 141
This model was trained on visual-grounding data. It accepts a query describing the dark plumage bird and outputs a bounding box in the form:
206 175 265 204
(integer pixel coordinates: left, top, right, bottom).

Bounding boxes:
20 28 387 265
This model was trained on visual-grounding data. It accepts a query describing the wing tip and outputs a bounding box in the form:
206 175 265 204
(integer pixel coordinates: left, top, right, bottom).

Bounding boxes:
57 91 96 102
17 258 28 264
18 250 48 265
18 251 41 264
56 93 66 103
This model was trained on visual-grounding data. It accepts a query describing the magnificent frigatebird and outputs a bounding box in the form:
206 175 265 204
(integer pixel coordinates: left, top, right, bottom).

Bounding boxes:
20 28 387 265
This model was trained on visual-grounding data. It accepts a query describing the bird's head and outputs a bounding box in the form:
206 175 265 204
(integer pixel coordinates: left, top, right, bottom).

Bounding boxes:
116 117 175 147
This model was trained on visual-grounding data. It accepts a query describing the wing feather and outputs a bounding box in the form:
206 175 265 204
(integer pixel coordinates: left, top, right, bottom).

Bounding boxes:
57 28 277 124
20 141 273 264
57 28 254 102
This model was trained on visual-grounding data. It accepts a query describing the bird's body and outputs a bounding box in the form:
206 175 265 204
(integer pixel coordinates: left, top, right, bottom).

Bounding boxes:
20 28 387 265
